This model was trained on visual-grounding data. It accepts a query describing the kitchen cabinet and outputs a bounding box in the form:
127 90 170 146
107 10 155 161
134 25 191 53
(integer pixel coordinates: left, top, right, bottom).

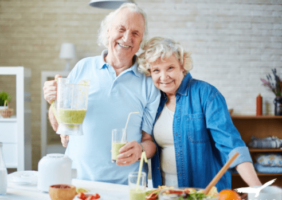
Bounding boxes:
0 67 31 171
231 115 282 189
41 71 69 157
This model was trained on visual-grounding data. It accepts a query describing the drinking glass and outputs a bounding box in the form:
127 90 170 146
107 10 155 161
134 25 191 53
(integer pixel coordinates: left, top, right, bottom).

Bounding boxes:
111 129 126 162
128 172 146 200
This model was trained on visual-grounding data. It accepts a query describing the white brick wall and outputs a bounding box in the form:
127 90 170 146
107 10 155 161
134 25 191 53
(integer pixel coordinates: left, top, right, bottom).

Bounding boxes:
0 0 281 169
139 0 282 115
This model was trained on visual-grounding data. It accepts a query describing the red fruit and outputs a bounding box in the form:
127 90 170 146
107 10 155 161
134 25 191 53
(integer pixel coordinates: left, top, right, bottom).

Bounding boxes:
77 192 87 200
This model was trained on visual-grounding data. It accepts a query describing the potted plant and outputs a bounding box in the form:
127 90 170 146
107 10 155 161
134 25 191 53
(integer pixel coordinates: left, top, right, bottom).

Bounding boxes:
261 68 282 115
0 91 13 118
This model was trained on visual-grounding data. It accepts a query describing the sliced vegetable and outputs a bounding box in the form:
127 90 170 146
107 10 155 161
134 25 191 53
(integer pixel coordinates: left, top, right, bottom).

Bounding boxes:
77 192 100 200
77 192 87 200
85 193 100 200
146 189 159 200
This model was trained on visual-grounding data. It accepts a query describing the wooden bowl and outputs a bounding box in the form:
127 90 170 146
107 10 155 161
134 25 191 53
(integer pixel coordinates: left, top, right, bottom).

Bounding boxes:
49 184 77 200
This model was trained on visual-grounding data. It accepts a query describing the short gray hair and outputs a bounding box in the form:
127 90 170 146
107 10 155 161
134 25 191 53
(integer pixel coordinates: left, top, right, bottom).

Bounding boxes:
97 3 148 49
138 37 193 76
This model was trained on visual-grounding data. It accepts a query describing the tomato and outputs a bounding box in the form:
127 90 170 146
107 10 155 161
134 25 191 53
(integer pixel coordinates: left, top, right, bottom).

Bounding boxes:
85 193 100 200
166 190 183 194
85 196 94 200
77 192 87 200
92 193 101 199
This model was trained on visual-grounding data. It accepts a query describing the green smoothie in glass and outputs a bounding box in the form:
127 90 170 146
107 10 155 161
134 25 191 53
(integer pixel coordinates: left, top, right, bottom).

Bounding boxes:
111 129 126 163
129 188 146 200
112 142 126 162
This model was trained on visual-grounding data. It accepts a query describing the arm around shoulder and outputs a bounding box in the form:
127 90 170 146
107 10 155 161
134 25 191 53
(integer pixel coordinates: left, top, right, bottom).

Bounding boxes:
141 131 156 159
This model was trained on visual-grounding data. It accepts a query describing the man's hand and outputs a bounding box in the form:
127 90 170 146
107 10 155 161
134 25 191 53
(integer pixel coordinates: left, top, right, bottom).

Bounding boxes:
43 74 61 104
116 141 143 166
116 131 156 166
44 74 67 147
60 135 69 148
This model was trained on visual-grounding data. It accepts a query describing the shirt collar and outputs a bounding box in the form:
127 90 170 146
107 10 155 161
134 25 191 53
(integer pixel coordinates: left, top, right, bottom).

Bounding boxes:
176 73 192 96
98 49 108 69
99 49 141 77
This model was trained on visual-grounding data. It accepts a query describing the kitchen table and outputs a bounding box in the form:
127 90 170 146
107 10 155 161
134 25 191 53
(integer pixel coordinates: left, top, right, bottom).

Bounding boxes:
1 179 130 200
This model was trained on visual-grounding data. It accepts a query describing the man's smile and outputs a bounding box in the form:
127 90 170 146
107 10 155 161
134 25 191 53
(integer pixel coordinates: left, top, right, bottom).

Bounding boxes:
117 43 131 49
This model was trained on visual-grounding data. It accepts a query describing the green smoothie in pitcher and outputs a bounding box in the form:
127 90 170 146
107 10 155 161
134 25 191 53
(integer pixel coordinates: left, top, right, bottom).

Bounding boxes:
58 109 87 124
112 142 126 162
129 188 146 200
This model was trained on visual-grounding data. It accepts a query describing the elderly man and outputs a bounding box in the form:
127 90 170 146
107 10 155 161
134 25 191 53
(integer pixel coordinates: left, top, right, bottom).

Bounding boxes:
43 3 160 184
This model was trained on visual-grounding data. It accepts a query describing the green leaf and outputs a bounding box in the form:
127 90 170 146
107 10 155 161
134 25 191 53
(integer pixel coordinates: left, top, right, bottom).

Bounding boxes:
0 91 12 106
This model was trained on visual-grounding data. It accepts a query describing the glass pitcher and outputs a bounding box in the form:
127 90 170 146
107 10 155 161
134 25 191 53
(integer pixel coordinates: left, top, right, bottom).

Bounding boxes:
52 78 90 135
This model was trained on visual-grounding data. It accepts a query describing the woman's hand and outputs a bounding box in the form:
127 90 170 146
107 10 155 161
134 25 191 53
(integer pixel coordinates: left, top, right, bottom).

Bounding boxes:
43 74 61 104
116 141 143 166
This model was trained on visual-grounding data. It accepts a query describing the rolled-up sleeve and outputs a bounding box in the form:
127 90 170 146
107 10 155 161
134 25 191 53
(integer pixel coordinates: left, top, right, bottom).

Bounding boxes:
228 146 252 168
205 91 252 168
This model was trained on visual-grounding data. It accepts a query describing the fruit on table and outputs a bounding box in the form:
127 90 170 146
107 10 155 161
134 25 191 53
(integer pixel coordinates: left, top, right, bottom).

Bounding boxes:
77 192 100 200
219 189 241 200
76 187 89 194
77 192 87 200
146 189 159 200
146 186 218 200
86 194 101 200
146 186 174 200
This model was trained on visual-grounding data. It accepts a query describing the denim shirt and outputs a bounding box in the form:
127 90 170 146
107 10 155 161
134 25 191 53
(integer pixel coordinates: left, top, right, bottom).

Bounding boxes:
151 73 252 191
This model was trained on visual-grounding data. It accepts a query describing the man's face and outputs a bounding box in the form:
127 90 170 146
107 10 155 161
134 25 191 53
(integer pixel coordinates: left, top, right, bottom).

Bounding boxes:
107 8 145 62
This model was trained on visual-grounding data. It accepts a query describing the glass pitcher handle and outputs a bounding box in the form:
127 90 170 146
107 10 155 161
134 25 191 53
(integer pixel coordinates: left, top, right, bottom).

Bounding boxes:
51 102 60 123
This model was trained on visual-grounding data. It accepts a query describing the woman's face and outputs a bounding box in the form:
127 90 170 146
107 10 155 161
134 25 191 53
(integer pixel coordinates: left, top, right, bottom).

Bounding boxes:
150 55 185 96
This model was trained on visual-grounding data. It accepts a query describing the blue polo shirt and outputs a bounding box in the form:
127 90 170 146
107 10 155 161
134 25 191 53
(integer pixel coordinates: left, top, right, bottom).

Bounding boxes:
65 50 160 184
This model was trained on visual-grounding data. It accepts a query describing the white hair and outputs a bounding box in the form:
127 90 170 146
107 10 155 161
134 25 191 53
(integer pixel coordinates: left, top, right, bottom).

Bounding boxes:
97 3 148 49
138 37 193 76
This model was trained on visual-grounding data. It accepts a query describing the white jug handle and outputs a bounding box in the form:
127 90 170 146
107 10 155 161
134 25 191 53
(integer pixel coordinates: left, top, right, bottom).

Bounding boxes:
51 102 60 123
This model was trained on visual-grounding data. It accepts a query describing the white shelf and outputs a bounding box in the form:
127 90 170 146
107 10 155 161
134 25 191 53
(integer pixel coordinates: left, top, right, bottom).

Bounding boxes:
0 118 17 122
0 67 31 171
0 116 17 122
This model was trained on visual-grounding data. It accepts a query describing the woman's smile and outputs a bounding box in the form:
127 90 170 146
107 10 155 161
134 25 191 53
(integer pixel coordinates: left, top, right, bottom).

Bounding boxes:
160 80 174 86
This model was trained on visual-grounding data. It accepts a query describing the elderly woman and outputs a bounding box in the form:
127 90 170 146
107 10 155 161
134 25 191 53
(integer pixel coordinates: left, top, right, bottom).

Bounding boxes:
138 37 261 191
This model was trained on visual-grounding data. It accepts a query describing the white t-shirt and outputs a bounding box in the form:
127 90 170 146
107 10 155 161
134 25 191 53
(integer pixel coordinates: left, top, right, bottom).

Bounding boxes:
153 105 178 187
